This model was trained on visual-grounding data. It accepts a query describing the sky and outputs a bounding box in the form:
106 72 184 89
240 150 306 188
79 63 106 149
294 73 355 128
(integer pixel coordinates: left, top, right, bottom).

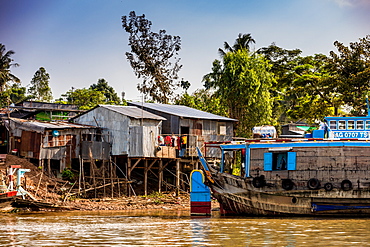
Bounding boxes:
1 0 369 102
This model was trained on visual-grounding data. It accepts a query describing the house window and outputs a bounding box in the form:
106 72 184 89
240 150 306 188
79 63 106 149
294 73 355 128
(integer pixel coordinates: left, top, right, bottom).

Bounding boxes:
264 152 296 171
194 123 202 136
82 134 92 141
45 133 70 147
218 123 226 135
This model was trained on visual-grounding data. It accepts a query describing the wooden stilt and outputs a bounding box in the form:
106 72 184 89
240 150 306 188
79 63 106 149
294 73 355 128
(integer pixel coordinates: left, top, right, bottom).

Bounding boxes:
110 159 114 198
102 160 106 198
92 160 96 198
81 159 86 196
144 159 148 196
158 159 163 193
127 158 131 196
78 155 81 196
114 157 120 197
176 159 180 196
47 159 51 176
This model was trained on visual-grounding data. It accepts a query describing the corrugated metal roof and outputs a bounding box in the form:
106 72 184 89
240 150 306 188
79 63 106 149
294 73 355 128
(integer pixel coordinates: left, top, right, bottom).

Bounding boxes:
9 118 98 131
100 105 166 120
128 102 237 121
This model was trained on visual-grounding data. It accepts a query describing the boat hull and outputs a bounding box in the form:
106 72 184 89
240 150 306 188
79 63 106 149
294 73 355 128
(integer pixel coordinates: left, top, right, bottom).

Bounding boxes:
209 175 370 216
0 191 18 212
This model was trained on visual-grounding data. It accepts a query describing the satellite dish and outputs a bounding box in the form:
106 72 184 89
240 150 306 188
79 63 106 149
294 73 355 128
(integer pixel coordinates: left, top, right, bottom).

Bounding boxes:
52 130 60 137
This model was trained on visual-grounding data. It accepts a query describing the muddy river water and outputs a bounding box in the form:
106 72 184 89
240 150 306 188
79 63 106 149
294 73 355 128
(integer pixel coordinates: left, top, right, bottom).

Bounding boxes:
1 210 369 246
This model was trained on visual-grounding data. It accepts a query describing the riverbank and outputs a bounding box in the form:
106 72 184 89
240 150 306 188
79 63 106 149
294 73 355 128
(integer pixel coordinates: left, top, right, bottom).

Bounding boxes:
2 155 217 212
62 193 191 211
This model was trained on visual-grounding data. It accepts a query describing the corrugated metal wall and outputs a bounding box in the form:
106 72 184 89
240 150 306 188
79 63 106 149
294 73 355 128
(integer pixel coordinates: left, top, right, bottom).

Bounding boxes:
81 141 111 160
73 107 130 156
129 125 158 157
73 107 162 157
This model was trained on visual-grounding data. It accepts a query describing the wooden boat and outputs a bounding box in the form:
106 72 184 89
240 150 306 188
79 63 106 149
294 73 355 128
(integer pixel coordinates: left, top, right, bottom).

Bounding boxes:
197 139 370 216
0 191 18 212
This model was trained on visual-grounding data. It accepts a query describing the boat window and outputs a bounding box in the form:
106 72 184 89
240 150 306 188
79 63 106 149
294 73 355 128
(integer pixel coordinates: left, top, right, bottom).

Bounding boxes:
222 150 245 176
329 121 337 130
357 120 364 130
338 120 346 130
366 120 370 130
264 152 296 171
347 120 354 130
273 152 287 170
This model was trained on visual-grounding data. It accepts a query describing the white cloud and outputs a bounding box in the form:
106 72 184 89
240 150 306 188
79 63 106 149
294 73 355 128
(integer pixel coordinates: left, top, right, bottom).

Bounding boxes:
330 0 370 7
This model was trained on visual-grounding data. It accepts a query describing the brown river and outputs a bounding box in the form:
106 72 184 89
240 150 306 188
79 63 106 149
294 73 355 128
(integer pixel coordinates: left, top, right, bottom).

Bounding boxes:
1 210 370 246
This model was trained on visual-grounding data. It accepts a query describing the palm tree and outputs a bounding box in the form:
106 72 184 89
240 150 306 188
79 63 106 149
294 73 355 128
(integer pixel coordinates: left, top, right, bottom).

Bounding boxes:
0 44 20 93
218 33 256 57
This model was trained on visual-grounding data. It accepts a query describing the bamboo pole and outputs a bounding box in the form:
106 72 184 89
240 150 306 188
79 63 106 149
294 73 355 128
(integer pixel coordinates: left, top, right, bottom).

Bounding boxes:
35 160 44 197
103 160 106 198
158 159 163 193
127 158 131 196
78 155 81 195
176 159 180 196
81 159 86 196
110 158 114 198
92 160 96 198
144 159 148 196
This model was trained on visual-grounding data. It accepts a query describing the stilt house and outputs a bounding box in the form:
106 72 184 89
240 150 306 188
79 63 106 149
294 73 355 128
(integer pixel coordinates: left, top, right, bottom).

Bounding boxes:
71 105 172 196
71 105 166 157
128 102 237 157
4 117 109 177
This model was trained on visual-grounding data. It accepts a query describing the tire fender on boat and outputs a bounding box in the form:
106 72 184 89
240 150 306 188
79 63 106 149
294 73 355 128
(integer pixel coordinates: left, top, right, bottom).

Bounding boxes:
341 179 352 191
252 176 266 188
324 182 334 191
307 178 320 190
282 179 294 190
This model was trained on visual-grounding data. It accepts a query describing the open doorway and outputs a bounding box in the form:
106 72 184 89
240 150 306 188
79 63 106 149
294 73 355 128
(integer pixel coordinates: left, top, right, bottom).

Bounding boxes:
180 126 189 157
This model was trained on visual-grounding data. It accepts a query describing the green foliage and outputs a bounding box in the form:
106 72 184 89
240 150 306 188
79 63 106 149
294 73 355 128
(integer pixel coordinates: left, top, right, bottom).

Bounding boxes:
218 33 255 57
8 83 30 104
63 88 106 110
147 191 165 198
0 83 31 107
90 78 121 105
258 44 336 124
204 49 275 137
34 111 69 121
175 89 228 117
283 54 334 123
28 67 53 102
0 44 20 94
325 35 370 115
62 169 75 181
122 11 182 104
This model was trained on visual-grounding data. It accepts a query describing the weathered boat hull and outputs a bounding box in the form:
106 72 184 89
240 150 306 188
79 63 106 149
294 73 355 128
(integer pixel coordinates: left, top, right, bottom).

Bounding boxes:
209 173 370 216
0 191 18 212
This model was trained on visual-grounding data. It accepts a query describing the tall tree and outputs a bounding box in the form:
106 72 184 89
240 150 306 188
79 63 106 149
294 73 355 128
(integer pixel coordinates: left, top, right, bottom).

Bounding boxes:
63 88 105 110
218 33 255 57
175 88 227 117
7 83 30 104
0 44 20 93
325 35 370 115
204 49 275 137
283 54 334 122
28 67 53 102
122 11 182 103
90 78 121 105
257 43 303 123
